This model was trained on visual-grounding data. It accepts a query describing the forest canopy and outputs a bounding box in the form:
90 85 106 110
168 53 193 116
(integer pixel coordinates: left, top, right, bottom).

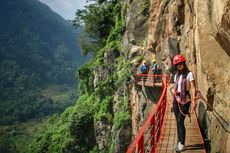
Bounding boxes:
0 0 88 124
73 0 118 55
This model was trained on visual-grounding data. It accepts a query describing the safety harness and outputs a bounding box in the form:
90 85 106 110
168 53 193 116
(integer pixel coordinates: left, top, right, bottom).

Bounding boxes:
174 72 191 117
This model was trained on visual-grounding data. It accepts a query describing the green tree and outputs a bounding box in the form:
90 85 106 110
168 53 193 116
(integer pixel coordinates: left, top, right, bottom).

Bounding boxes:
73 0 117 55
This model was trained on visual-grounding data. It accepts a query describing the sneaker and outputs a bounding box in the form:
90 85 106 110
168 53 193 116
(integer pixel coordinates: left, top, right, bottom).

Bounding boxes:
174 142 179 150
175 142 185 152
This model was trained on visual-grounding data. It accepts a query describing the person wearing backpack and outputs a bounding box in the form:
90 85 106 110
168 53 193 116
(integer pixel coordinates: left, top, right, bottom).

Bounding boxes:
151 59 158 84
140 60 150 84
152 59 158 75
172 54 197 152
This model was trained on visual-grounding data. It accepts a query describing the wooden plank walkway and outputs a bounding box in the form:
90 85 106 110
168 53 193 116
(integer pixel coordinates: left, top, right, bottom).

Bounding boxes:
156 86 206 153
135 82 206 153
136 81 162 87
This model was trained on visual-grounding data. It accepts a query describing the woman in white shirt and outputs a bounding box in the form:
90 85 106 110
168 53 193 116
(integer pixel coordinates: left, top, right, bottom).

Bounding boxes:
172 54 197 152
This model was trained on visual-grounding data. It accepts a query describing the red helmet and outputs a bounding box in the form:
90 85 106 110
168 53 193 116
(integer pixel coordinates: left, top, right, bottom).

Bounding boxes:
173 54 186 65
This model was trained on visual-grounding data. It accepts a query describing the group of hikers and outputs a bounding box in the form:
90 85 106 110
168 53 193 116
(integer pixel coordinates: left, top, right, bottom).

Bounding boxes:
139 54 197 152
140 59 158 75
139 59 159 84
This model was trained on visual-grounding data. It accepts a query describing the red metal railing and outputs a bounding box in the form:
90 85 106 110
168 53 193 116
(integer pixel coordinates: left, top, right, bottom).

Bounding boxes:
127 74 168 153
134 74 170 86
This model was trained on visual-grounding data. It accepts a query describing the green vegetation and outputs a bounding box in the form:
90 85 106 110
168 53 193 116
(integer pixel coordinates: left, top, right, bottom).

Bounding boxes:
30 0 131 152
141 0 150 15
28 95 95 153
163 0 170 5
41 85 76 103
142 37 148 48
74 0 120 55
0 117 53 153
0 0 89 124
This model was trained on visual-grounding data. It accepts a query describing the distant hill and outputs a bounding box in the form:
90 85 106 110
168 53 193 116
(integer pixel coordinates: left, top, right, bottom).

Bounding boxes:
0 0 88 124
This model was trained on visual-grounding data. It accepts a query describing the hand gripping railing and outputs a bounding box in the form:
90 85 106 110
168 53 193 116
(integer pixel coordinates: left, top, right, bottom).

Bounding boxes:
127 75 168 153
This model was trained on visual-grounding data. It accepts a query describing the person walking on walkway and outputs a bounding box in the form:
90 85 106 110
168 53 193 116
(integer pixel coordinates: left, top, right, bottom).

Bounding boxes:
152 59 158 75
140 60 150 85
172 54 197 152
151 59 158 84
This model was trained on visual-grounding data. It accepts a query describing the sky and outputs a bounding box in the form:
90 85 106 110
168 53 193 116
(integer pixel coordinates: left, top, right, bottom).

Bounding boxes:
39 0 90 20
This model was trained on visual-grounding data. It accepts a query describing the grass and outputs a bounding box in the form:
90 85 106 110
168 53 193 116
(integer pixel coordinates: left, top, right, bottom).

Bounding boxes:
41 85 75 103
0 117 52 153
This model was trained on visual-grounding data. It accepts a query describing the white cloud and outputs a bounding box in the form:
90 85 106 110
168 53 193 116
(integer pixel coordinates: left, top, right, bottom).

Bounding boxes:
55 0 75 10
39 0 88 19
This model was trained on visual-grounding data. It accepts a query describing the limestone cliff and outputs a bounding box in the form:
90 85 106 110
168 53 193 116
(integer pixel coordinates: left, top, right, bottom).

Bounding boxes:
123 0 230 152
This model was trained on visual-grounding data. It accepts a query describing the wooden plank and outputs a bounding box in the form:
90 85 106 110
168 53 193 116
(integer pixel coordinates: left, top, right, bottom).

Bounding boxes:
136 81 162 87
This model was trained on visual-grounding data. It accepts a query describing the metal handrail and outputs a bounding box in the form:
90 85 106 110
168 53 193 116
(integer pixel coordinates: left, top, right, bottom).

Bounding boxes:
198 93 230 133
126 75 168 153
134 74 169 86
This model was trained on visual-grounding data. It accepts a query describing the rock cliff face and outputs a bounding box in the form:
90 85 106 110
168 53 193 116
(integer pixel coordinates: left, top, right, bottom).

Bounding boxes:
194 1 230 152
121 0 230 152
